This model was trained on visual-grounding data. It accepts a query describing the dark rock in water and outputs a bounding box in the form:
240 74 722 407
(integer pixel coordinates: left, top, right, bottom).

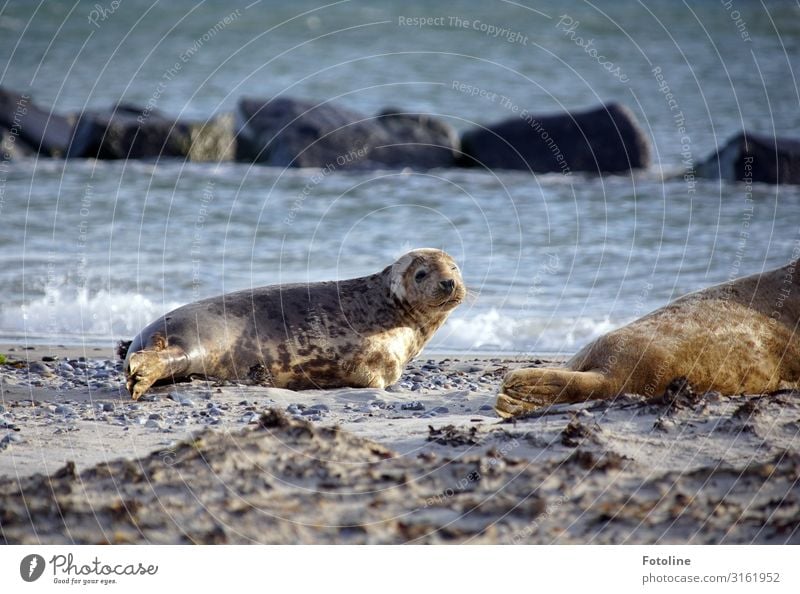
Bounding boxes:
67 104 234 161
235 96 459 169
370 108 459 169
459 102 651 174
0 126 36 159
696 131 800 184
0 87 73 157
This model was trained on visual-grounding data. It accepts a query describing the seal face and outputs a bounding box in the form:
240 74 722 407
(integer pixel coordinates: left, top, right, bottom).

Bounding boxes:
123 249 465 400
496 261 800 417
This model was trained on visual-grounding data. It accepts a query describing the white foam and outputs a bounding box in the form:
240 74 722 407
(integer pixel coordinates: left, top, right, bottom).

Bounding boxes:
430 308 625 353
2 291 624 354
2 287 181 340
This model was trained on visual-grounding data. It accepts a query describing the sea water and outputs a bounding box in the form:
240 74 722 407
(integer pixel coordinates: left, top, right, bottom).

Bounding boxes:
1 0 798 354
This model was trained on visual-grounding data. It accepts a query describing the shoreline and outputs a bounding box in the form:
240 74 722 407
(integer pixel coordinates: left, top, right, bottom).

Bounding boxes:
1 344 798 544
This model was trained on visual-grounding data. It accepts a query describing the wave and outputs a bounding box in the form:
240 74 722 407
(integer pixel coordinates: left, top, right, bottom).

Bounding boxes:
2 291 624 354
430 308 624 354
2 288 182 340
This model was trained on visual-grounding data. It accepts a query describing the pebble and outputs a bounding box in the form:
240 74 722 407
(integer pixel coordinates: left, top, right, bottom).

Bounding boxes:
1 433 23 448
28 361 52 375
401 401 425 411
58 362 74 373
479 404 494 411
431 406 449 414
307 404 330 412
102 403 115 412
148 413 163 421
240 412 258 424
145 419 161 429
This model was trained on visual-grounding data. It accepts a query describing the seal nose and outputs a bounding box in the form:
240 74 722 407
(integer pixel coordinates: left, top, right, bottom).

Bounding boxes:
439 279 455 292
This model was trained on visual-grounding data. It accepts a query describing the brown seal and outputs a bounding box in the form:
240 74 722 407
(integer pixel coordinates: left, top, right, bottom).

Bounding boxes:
496 261 800 417
122 249 465 400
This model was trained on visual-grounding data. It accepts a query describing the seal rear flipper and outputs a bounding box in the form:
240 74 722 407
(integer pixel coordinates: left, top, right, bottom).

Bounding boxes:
125 346 190 400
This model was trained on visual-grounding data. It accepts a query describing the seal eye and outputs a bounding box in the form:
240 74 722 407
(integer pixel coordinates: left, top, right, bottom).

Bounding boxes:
414 270 428 283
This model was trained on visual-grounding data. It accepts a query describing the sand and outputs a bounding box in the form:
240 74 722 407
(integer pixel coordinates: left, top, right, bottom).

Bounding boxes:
0 343 798 544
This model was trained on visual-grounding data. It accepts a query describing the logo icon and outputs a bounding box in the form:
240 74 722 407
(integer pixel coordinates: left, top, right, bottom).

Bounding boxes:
20 554 46 582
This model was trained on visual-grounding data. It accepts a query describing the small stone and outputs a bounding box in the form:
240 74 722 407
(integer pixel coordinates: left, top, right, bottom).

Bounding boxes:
208 407 223 416
431 406 449 414
180 398 194 407
28 361 52 375
41 355 57 362
307 404 330 412
401 401 425 411
0 420 19 431
145 419 161 429
479 404 493 411
148 413 163 421
54 405 72 415
102 402 115 412
1 433 22 447
58 362 74 373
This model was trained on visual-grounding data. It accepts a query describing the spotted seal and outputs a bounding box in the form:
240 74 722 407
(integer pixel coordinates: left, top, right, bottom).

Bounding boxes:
497 261 800 417
121 249 465 400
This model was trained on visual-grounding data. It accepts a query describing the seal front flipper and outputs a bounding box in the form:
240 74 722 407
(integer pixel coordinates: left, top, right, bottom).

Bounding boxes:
125 344 190 400
496 368 610 418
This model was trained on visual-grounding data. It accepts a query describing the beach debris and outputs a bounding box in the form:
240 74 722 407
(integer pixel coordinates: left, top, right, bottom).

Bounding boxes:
427 424 480 446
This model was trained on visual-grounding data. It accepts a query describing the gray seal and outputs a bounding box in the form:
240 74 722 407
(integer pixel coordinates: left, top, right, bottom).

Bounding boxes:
497 260 800 417
122 249 465 399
